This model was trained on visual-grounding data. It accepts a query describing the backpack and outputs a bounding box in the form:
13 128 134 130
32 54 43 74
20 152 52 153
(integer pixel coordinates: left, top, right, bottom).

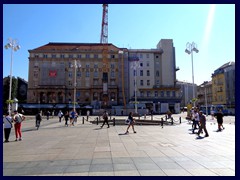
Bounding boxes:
15 115 23 123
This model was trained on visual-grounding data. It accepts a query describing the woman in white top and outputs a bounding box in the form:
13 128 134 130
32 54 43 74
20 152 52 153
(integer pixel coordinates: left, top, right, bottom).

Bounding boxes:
3 112 13 143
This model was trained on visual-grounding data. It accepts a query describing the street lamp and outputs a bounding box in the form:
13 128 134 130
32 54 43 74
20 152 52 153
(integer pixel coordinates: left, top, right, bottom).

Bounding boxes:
4 38 21 114
185 42 199 107
131 60 140 114
71 60 81 112
201 85 208 116
119 50 126 109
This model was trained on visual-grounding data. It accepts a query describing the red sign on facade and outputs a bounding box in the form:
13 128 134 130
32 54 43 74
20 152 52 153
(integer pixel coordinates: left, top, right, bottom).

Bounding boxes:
49 70 57 77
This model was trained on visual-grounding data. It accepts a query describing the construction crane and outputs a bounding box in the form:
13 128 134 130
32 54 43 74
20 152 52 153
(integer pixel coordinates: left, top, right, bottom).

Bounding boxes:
100 4 109 107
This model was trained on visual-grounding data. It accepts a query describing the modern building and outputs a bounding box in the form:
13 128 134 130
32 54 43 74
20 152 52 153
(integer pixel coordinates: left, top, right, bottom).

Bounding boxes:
128 39 181 114
177 80 196 108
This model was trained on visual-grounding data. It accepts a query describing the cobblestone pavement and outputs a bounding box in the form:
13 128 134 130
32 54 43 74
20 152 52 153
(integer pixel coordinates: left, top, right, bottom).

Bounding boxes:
3 113 235 176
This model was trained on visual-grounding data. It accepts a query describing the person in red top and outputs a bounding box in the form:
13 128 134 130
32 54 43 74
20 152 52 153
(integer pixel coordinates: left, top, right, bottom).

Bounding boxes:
13 110 25 141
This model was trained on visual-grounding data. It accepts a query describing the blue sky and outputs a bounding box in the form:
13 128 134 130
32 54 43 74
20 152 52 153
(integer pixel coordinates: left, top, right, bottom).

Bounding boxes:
3 4 235 85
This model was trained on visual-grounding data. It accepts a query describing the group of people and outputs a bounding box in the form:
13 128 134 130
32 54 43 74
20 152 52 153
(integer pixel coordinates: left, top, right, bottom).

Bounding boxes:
190 107 209 137
3 110 26 143
190 107 225 137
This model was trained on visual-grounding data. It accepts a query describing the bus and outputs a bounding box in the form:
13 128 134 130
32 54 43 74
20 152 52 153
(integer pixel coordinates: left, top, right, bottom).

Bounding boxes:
200 105 229 116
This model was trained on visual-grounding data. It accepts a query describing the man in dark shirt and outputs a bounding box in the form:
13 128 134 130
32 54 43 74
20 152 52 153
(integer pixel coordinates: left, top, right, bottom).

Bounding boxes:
197 111 209 137
215 109 224 131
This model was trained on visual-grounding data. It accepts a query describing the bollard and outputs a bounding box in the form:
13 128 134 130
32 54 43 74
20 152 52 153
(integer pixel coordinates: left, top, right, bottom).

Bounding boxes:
82 117 84 124
151 115 153 121
96 117 99 125
165 115 167 121
113 118 115 126
87 115 89 121
179 117 181 124
161 118 163 128
171 117 173 125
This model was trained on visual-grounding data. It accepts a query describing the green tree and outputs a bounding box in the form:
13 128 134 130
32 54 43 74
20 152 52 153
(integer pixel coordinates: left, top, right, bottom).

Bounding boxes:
3 76 18 112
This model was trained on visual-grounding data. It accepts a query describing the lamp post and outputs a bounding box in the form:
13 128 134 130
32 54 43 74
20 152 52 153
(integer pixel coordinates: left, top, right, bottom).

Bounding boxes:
119 50 126 109
4 38 20 114
131 60 140 114
71 60 81 112
185 42 199 107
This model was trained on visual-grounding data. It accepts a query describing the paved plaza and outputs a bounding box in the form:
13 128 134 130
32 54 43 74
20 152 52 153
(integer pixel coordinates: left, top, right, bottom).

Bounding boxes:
3 113 235 176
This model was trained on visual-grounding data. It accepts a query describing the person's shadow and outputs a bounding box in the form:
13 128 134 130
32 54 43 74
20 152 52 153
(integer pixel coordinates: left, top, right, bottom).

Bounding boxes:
118 133 128 135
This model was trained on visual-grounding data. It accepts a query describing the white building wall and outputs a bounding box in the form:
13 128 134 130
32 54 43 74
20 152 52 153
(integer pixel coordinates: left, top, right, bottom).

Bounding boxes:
157 39 175 86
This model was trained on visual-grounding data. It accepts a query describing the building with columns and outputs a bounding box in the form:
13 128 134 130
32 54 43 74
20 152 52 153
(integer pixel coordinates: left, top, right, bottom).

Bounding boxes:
27 39 181 114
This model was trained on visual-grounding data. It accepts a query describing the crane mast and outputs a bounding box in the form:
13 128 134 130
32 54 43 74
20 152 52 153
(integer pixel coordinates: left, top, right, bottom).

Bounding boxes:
100 4 109 107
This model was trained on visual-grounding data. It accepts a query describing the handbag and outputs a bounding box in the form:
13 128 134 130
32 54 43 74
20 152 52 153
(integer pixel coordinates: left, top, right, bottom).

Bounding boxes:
125 118 130 125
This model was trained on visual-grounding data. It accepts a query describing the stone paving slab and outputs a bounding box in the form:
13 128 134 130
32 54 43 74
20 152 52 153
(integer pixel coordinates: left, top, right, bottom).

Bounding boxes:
3 114 235 176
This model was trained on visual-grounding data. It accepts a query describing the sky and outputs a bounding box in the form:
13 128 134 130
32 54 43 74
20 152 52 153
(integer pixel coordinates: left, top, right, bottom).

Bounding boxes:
3 4 235 85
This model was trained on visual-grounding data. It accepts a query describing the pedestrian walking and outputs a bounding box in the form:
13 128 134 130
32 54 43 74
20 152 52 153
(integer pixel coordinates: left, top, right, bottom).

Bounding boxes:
101 111 109 128
64 111 69 127
3 112 13 143
70 109 76 126
35 111 42 130
125 112 136 134
87 110 90 121
215 109 225 131
58 110 63 122
192 108 200 134
46 111 50 120
197 111 209 137
13 110 25 141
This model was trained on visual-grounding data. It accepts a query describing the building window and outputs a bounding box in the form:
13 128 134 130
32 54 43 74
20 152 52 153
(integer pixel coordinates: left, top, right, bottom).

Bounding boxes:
147 91 151 97
172 91 175 97
43 54 48 58
68 81 72 86
86 64 90 68
110 64 115 68
155 91 158 97
111 54 115 59
147 80 150 86
140 54 143 58
140 91 144 97
156 80 160 86
111 71 115 78
77 54 81 58
94 54 98 58
69 72 72 78
147 62 150 67
69 54 73 58
147 70 150 76
140 80 144 86
161 91 164 97
156 71 159 77
86 71 90 77
86 54 90 58
140 70 143 76
77 71 81 77
34 71 38 78
133 70 137 76
140 62 143 67
68 62 72 68
167 91 170 97
60 54 65 58
94 70 98 77
34 54 39 58
146 54 149 58
156 55 159 58
52 54 56 58
94 64 98 68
